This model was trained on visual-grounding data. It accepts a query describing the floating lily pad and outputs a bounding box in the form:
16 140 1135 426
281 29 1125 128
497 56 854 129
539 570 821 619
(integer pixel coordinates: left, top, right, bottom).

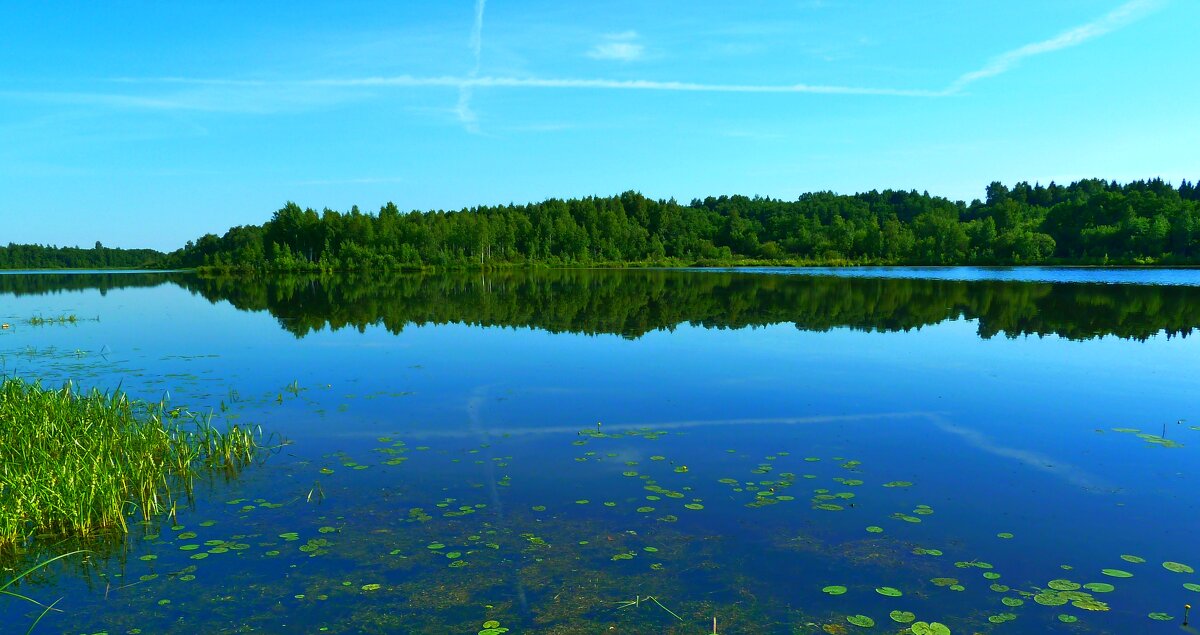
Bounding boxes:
1148 612 1173 621
882 481 912 488
1058 614 1078 623
1082 582 1115 593
909 622 951 635
361 583 381 591
889 610 916 624
866 526 883 533
846 615 874 628
1120 554 1146 563
1101 569 1133 578
875 586 902 597
1034 593 1069 606
996 532 1013 539
1163 561 1194 574
1002 597 1024 607
1048 579 1081 591
1184 583 1200 592
822 585 847 595
683 503 704 510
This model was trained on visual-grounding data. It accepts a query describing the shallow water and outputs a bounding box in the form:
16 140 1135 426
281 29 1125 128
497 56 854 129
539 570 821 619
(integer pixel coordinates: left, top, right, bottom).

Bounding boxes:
1 268 1198 634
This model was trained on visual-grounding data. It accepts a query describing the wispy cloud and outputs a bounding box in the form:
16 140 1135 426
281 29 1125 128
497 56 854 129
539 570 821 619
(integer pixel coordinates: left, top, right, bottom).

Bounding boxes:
945 0 1163 94
1 1 1163 116
455 0 488 133
586 31 645 62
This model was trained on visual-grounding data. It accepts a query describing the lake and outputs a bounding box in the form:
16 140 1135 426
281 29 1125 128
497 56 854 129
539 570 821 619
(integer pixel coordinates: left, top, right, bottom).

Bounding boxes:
1 268 1198 634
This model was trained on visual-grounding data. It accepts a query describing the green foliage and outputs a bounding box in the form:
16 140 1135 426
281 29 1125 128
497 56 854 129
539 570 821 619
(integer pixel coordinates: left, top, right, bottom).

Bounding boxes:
0 243 162 269
156 179 1200 271
0 378 265 549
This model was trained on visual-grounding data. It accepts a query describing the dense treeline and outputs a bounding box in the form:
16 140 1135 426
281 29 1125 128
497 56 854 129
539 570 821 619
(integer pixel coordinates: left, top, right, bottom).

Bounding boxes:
159 178 1200 271
0 243 163 270
166 270 1198 341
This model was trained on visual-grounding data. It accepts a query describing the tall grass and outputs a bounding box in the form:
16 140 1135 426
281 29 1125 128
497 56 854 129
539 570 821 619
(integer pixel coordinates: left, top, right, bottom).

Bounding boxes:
0 378 264 550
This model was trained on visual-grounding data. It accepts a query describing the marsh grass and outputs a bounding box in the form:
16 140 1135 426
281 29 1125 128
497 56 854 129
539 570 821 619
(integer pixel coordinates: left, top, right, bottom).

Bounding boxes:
0 377 265 550
25 315 94 327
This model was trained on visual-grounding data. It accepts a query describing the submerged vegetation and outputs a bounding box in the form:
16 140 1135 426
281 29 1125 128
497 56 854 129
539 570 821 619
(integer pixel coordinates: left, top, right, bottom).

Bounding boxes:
159 178 1200 271
0 378 266 550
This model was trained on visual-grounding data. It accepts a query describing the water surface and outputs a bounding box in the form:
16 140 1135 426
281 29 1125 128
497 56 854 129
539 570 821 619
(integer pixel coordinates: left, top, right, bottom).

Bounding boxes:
1 268 1197 634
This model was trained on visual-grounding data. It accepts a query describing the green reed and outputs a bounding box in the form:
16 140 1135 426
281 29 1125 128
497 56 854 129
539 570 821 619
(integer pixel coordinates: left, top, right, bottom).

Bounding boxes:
0 378 264 550
25 315 85 326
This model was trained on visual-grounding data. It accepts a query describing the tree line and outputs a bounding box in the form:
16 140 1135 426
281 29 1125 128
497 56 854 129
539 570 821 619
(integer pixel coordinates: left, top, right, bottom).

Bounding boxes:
0 242 163 270
157 178 1200 271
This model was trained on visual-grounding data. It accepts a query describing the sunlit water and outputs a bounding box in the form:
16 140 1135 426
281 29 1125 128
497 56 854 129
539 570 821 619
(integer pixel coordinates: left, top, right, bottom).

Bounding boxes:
1 269 1197 634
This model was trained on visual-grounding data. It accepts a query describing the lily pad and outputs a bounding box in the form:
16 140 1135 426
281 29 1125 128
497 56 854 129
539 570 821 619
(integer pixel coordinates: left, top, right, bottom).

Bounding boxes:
889 610 916 623
875 586 902 597
1183 583 1200 592
1101 569 1133 578
865 526 883 534
1048 579 1081 591
1163 561 1194 574
1058 614 1078 623
909 622 951 635
846 615 874 628
1120 554 1146 563
822 585 847 595
1082 582 1115 593
1148 612 1173 621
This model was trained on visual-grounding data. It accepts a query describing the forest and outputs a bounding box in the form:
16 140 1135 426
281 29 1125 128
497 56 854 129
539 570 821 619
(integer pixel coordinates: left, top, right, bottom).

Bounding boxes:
5 178 1200 271
0 242 163 270
157 178 1200 271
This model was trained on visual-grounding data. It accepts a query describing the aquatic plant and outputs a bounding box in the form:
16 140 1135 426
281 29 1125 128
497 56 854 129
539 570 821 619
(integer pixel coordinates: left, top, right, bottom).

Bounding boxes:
0 378 268 549
0 550 84 634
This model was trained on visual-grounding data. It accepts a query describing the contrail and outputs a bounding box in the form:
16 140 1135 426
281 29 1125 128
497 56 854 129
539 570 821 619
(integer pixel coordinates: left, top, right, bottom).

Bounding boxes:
944 0 1163 94
456 0 487 132
17 0 1162 114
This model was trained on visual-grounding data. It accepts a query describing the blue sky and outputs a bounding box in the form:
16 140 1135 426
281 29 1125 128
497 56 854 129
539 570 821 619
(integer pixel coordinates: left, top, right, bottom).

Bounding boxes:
2 0 1197 250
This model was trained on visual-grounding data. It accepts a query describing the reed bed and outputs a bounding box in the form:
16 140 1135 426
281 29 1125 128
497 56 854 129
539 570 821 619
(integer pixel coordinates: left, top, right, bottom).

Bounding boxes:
0 377 263 550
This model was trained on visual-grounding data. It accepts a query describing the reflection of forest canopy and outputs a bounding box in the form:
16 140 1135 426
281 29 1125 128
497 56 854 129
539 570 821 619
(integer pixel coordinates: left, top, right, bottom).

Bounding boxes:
161 178 1200 271
4 271 1195 341
170 270 1198 342
0 272 188 297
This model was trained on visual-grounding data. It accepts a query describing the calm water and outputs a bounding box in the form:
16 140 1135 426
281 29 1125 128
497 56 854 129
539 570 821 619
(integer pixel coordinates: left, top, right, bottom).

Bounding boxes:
1 268 1198 634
